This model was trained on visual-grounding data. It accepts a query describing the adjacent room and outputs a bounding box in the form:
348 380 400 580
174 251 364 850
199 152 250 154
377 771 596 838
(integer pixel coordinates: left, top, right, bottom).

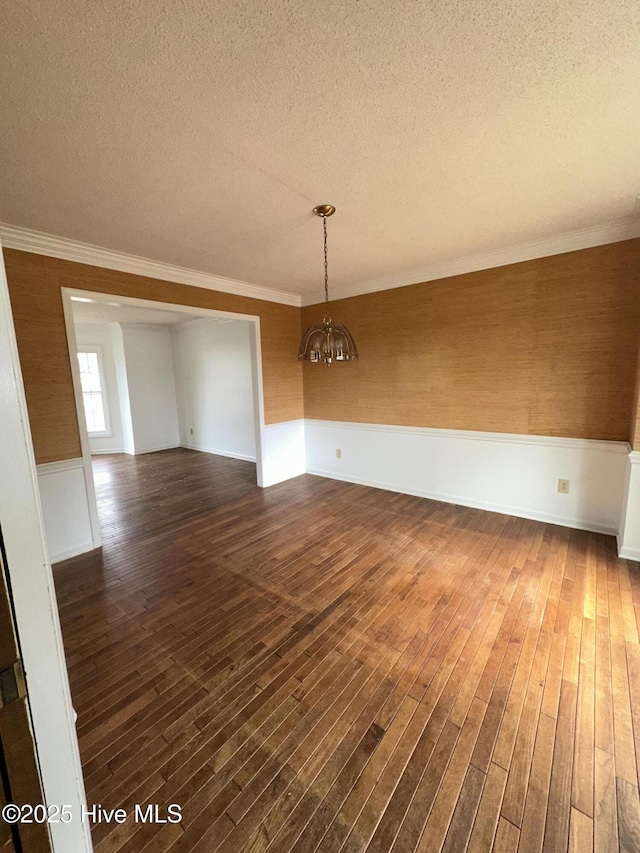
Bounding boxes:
71 297 258 463
0 3 639 853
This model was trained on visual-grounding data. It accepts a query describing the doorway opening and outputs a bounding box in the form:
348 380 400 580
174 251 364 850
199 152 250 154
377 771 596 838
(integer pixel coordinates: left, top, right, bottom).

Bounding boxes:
61 288 268 551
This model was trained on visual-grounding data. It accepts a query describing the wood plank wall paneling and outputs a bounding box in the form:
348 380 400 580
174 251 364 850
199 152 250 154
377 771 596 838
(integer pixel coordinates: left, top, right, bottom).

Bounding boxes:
4 250 304 464
301 239 640 442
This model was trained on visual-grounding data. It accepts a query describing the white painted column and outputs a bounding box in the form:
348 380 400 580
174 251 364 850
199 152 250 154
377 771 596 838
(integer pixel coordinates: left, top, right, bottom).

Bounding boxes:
0 244 92 852
618 451 640 560
110 322 135 454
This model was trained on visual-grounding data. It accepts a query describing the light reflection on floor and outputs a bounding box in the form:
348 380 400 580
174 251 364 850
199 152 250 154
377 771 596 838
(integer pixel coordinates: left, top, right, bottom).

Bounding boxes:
93 469 112 486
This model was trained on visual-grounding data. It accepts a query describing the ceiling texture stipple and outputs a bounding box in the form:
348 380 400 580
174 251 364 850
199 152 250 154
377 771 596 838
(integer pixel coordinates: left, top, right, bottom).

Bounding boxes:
0 0 639 301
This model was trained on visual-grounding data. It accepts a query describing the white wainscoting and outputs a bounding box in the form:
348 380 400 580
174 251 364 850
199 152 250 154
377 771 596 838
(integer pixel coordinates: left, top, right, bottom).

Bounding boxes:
304 420 629 536
262 419 306 487
34 422 633 563
36 458 98 562
618 451 640 560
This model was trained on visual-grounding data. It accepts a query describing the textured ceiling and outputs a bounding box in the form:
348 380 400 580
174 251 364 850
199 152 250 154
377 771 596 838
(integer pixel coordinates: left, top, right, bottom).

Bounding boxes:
1 1 639 300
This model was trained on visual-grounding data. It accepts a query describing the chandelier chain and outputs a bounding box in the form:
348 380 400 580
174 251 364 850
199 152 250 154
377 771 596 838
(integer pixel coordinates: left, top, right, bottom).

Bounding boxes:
323 214 329 308
296 203 358 364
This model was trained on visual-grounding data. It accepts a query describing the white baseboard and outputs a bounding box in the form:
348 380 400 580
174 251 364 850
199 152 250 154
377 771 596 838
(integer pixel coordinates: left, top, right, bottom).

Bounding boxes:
89 447 125 455
304 420 629 538
618 548 640 561
181 441 256 463
131 442 181 455
308 468 618 535
35 422 634 564
50 542 100 563
617 534 640 561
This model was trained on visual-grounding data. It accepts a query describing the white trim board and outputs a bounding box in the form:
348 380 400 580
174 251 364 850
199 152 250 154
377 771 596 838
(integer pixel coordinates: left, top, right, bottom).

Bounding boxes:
124 442 181 456
36 458 88 476
301 218 640 305
94 445 257 461
181 442 257 463
2 218 638 309
618 544 640 561
0 222 300 307
304 419 629 537
62 295 103 553
0 240 92 851
304 419 628 453
308 468 618 536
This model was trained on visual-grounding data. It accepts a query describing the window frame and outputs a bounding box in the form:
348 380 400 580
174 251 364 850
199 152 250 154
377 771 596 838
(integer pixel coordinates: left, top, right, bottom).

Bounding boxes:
76 345 112 438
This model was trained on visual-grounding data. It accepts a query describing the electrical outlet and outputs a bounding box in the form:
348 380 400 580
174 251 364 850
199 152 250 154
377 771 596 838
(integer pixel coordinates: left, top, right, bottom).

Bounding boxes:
558 479 570 494
190 428 194 436
336 448 342 459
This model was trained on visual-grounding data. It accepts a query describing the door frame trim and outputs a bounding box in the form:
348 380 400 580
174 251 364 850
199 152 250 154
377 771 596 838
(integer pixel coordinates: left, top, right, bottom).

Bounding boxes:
61 288 267 495
0 241 92 852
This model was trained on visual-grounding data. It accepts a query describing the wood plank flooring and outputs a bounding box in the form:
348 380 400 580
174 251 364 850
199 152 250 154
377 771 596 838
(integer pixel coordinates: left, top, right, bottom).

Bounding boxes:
53 449 640 852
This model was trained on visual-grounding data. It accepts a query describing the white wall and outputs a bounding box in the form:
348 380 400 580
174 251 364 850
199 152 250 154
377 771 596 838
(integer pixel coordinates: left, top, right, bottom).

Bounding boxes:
110 322 135 454
75 321 181 456
74 322 125 453
120 324 180 454
305 419 629 536
618 451 640 559
173 318 257 461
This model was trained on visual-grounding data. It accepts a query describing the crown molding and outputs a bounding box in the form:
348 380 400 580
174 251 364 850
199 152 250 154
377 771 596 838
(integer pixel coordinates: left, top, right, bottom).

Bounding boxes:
2 217 638 311
301 217 640 306
0 223 302 308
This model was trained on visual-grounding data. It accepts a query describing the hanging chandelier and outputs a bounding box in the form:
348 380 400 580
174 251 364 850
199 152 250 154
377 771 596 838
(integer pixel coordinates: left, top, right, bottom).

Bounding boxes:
297 204 359 365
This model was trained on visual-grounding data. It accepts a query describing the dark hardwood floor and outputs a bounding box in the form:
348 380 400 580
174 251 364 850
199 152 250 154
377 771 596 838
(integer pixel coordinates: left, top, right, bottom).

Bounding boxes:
53 449 640 852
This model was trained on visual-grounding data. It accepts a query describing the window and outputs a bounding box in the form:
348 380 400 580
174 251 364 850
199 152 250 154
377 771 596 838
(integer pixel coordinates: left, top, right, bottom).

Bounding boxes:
77 348 110 436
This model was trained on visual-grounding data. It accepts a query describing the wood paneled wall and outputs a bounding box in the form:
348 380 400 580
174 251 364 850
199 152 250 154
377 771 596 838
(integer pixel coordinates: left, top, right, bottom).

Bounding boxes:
4 250 304 464
301 239 640 442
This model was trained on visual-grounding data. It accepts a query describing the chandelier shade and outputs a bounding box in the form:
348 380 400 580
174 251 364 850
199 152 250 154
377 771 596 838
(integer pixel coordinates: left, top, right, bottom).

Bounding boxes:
297 205 359 366
297 319 359 363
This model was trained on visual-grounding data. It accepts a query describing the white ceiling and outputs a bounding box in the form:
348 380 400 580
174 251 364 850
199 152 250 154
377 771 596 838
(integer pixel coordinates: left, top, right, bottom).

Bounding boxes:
70 299 193 326
1 1 639 302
